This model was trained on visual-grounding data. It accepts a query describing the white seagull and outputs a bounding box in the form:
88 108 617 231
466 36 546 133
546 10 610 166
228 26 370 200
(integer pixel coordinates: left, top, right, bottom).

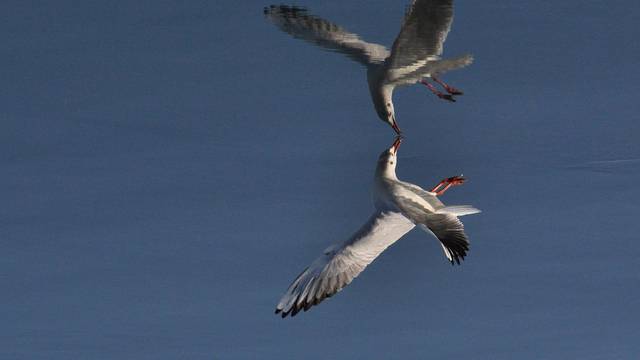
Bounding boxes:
265 0 473 134
275 137 480 317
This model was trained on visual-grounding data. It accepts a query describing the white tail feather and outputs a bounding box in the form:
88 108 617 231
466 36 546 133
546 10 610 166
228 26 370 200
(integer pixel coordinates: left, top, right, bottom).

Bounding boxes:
425 54 474 75
436 205 481 217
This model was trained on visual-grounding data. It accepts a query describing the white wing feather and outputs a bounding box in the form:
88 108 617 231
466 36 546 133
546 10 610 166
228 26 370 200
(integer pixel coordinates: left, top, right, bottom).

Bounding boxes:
265 5 389 66
390 182 480 265
387 0 454 69
275 211 414 317
384 0 473 85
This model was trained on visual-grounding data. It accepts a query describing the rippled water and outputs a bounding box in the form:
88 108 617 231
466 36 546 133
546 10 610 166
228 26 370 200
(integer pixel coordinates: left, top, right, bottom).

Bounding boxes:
3 1 639 359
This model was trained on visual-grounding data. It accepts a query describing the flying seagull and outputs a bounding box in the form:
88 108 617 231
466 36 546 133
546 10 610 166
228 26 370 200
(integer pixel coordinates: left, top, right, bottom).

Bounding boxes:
265 0 472 134
275 137 480 317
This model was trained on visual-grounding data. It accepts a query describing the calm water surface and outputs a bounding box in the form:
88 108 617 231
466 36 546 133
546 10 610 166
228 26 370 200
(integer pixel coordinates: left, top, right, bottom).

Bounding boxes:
3 1 639 359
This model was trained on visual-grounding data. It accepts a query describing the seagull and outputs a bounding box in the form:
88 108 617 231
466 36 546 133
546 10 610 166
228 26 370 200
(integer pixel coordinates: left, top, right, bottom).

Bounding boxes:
275 137 480 318
264 0 473 134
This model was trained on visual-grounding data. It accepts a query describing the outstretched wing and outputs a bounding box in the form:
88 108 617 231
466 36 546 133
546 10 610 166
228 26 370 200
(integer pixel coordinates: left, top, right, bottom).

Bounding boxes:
391 182 479 265
420 203 480 264
264 5 389 66
387 0 454 69
275 211 415 318
419 214 470 265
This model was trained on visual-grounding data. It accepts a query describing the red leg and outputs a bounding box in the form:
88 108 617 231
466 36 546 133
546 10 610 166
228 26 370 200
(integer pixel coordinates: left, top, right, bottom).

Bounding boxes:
430 179 447 193
430 175 466 196
431 76 464 95
435 183 455 196
420 80 456 102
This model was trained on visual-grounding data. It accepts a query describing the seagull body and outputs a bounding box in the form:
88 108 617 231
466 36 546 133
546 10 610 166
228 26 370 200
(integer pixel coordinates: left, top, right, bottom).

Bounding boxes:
265 0 473 134
275 138 480 317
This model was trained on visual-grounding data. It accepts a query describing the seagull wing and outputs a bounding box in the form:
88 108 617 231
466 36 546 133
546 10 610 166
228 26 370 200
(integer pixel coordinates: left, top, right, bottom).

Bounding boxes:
387 0 454 69
382 0 472 85
265 5 390 66
275 210 415 318
418 214 470 265
391 185 479 265
396 181 445 210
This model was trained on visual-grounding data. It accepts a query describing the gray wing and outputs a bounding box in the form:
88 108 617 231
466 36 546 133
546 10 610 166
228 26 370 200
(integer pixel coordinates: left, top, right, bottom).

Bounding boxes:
396 181 445 210
391 182 478 265
275 211 415 318
419 214 469 265
387 0 454 69
383 0 473 85
264 5 389 66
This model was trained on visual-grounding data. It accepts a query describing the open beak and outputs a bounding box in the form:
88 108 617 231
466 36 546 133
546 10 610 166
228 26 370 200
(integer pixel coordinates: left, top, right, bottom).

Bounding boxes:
391 136 402 155
390 115 401 135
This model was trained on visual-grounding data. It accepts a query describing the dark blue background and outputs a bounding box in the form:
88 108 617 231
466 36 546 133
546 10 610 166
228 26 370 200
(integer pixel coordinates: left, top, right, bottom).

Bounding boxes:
3 1 639 358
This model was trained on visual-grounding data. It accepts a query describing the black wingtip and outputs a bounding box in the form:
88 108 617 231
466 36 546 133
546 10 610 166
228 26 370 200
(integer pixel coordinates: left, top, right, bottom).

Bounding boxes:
275 307 293 319
266 4 307 14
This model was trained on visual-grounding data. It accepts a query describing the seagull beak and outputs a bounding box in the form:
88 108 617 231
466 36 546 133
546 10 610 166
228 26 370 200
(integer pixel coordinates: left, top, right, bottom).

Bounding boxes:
391 136 402 155
390 117 401 135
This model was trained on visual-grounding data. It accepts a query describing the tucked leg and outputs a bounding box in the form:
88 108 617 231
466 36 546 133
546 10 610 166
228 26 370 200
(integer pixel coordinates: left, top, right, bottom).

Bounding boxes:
420 80 456 102
430 175 466 196
431 76 464 96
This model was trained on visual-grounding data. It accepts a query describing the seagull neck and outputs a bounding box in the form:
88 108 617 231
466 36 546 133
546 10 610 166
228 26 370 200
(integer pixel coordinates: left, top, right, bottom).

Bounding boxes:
376 166 398 181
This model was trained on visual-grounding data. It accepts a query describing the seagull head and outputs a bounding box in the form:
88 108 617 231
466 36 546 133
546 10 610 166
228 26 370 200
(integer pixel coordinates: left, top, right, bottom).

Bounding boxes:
377 136 402 177
377 99 400 135
371 86 401 135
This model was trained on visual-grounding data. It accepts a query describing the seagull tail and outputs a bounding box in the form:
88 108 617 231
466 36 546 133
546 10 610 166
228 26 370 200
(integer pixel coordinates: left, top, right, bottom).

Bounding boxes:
436 205 481 217
427 54 474 75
